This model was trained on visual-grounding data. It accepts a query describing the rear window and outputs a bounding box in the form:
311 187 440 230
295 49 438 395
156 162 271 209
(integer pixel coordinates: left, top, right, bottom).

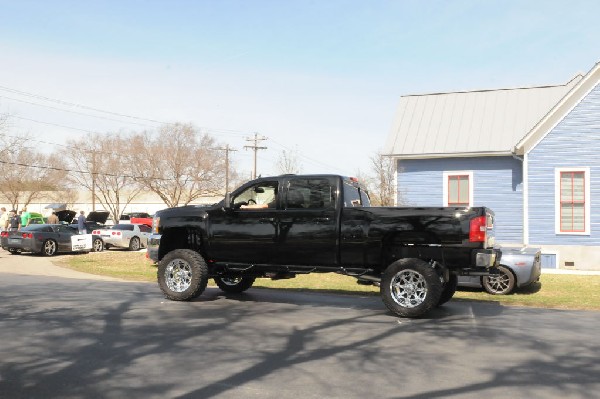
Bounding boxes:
111 224 135 231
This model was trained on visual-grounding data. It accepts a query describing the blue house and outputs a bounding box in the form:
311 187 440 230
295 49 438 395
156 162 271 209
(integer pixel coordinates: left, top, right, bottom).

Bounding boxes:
384 62 600 270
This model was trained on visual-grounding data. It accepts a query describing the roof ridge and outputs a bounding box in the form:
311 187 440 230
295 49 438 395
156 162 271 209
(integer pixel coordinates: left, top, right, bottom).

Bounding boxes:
401 75 583 98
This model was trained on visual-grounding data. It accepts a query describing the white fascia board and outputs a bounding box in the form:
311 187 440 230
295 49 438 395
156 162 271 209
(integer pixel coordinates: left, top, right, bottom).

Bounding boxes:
387 151 513 160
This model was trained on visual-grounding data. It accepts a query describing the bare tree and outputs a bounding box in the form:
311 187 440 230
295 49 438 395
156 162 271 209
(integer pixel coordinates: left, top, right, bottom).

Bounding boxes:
66 132 142 223
275 148 302 174
0 148 69 209
361 151 397 206
129 123 227 207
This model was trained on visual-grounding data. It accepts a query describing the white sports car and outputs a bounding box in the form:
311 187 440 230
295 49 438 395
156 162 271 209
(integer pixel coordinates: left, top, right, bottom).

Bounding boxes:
93 223 152 251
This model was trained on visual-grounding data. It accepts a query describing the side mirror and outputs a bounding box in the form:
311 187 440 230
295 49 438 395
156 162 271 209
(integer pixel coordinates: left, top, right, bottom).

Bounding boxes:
222 192 232 211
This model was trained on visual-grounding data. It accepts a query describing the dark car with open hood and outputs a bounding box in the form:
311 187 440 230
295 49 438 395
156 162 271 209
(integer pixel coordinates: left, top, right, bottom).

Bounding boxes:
1 224 104 256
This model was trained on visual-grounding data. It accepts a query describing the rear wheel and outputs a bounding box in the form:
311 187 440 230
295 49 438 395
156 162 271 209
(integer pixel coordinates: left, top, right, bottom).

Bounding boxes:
214 276 256 293
381 259 443 318
482 265 516 295
129 236 140 251
92 238 104 252
42 239 57 256
157 249 208 301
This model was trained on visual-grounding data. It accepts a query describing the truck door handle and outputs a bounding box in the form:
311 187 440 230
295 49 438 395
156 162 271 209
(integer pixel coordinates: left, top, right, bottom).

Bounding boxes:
313 217 331 223
259 218 275 223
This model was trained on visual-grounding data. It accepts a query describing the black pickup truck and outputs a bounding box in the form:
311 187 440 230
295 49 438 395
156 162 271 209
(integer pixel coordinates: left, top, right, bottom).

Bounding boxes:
147 174 499 318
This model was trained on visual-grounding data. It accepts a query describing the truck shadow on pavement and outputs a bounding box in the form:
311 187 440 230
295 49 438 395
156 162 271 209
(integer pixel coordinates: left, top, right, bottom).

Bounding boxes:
0 275 598 398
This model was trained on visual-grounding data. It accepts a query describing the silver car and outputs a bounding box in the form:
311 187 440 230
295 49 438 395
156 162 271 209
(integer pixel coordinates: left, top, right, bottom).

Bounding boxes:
458 247 542 295
93 223 151 251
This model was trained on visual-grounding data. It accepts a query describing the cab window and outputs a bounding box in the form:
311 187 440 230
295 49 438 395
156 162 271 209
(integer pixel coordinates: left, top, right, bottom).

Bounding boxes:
233 181 278 210
286 178 335 209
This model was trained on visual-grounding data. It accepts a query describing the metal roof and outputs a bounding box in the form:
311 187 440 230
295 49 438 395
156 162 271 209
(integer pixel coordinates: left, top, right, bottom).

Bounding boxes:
384 75 582 158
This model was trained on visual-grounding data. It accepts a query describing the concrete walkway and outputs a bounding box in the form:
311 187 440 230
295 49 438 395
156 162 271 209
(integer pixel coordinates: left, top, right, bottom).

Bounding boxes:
0 249 126 281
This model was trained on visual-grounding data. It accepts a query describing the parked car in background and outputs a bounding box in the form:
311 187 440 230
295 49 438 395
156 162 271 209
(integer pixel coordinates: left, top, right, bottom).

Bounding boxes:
28 212 46 224
0 224 104 256
69 211 110 233
119 212 151 224
458 247 542 294
93 223 151 251
129 215 153 227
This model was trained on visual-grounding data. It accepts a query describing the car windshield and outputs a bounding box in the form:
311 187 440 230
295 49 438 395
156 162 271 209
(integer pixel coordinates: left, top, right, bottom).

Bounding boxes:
111 224 135 231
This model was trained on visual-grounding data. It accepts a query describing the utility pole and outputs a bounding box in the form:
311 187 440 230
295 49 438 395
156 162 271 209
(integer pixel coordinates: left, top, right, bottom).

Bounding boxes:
244 132 267 179
218 145 237 193
91 151 97 211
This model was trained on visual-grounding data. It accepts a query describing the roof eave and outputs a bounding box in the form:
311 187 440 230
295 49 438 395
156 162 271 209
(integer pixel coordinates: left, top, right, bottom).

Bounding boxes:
515 62 600 154
385 151 514 160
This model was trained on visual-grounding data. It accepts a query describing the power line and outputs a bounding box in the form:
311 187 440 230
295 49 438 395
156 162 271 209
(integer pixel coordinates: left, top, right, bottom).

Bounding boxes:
0 84 168 124
0 95 157 127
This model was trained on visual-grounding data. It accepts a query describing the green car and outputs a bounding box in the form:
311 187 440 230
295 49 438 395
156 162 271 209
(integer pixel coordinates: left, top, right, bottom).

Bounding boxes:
28 212 46 225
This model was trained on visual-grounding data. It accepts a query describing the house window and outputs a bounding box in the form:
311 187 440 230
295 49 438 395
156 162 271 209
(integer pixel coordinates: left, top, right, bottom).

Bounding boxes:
555 168 590 235
443 171 473 207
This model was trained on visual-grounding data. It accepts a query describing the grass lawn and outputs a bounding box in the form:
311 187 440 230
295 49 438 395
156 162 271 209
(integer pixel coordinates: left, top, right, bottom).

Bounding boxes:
56 251 600 311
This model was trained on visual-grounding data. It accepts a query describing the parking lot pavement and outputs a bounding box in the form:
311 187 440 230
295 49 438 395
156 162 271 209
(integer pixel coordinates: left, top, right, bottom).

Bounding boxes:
0 250 126 281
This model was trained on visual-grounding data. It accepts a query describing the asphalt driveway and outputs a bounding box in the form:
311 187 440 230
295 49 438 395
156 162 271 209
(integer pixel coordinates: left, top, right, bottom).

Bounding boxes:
1 251 599 398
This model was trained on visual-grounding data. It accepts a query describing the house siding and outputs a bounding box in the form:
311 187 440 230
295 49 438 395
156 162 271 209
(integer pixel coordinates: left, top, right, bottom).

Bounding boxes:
397 156 523 243
528 82 600 245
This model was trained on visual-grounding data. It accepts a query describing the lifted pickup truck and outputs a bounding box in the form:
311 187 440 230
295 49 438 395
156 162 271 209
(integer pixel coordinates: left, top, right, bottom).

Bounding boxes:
148 174 500 318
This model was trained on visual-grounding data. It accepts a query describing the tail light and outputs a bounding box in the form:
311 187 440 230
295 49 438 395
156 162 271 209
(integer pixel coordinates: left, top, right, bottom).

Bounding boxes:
1 231 8 237
469 216 487 242
112 231 121 236
470 213 494 245
92 230 100 235
22 233 33 239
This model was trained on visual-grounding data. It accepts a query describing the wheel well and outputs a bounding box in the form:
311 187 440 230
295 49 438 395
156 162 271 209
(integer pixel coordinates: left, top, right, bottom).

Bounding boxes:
158 227 205 261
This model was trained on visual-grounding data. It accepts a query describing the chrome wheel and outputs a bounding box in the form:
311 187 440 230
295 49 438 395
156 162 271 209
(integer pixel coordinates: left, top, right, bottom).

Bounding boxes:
43 240 57 256
482 265 515 295
221 277 243 286
165 258 193 293
129 237 140 251
93 238 104 252
389 269 428 308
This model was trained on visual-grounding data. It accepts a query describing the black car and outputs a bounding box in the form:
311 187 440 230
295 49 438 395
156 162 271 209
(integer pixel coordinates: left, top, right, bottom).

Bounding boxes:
1 224 105 256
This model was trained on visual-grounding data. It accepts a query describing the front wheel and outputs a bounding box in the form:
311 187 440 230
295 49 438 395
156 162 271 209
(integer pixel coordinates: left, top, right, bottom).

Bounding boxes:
214 276 256 293
42 239 57 256
381 259 443 318
157 249 208 301
482 265 516 295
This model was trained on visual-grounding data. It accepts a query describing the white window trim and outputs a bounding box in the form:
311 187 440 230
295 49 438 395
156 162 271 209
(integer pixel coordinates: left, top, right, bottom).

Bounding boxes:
554 167 591 235
443 171 474 207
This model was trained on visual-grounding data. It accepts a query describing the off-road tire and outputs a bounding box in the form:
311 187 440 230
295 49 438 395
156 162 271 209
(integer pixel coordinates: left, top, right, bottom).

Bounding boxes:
158 249 208 301
129 236 140 251
214 276 256 293
436 274 458 306
482 265 516 295
42 239 58 256
381 258 443 318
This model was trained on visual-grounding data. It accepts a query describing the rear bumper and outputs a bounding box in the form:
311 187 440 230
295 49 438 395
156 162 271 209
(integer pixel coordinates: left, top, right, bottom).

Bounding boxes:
473 249 501 268
147 234 161 263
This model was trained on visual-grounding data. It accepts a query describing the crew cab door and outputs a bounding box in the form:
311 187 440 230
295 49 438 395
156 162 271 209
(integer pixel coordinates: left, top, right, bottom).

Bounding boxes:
275 176 338 266
206 180 279 264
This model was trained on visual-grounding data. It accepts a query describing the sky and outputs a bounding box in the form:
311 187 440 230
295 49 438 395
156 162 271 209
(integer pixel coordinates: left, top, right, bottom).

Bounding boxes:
0 0 599 180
